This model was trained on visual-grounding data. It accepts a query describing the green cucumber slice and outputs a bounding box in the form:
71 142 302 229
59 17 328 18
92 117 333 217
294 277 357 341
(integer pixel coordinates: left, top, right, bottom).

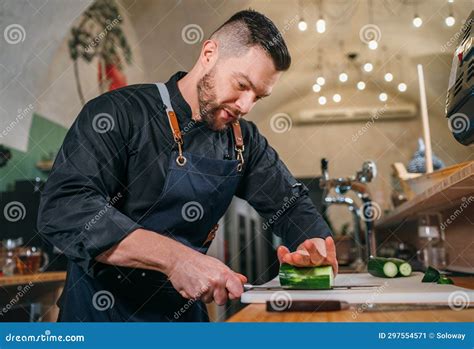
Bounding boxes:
437 276 454 285
279 264 334 290
422 266 441 283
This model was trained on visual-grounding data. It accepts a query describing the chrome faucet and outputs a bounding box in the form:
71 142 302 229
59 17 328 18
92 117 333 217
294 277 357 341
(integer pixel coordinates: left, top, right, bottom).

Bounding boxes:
319 158 378 265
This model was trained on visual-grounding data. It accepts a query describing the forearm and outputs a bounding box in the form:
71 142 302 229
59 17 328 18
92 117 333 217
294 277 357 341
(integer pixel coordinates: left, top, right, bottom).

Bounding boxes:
96 228 190 276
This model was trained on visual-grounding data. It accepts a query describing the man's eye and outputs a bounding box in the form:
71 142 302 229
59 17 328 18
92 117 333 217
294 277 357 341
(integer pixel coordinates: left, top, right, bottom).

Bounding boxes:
238 82 246 90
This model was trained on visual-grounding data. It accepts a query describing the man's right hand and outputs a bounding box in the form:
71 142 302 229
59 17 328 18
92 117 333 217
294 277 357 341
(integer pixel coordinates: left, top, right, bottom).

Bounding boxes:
167 249 247 306
96 228 246 306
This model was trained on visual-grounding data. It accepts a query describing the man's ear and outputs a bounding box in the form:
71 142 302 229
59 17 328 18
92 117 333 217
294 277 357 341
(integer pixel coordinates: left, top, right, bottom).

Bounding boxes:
200 39 218 67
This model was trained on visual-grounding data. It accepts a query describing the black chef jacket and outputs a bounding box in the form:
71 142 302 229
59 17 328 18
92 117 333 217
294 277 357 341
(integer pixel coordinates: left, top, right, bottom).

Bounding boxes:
37 71 332 277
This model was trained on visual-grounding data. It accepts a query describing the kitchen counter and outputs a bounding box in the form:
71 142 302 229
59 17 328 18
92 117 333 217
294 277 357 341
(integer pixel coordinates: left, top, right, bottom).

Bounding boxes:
228 277 474 322
0 271 66 287
0 272 66 322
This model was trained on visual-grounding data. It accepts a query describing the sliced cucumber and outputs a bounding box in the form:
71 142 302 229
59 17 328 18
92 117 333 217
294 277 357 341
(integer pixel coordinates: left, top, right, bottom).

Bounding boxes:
422 266 441 283
398 262 412 277
279 264 334 290
437 276 454 285
368 257 413 278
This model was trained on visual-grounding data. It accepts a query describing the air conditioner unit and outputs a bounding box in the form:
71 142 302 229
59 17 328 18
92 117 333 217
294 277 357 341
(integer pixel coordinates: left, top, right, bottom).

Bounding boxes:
294 104 418 125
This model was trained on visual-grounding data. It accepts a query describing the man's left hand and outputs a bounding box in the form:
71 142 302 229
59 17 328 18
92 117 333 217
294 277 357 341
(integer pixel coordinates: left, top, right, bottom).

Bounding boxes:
277 237 338 275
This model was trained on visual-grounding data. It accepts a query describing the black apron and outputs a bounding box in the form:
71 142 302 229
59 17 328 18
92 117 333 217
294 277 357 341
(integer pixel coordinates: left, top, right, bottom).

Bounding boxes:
57 82 245 322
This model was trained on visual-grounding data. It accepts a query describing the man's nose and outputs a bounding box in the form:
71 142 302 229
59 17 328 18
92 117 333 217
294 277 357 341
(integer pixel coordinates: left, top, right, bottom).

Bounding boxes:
235 93 256 115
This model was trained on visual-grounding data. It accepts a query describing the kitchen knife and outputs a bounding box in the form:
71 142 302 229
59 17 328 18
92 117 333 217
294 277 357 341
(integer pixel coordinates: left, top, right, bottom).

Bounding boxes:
244 283 382 291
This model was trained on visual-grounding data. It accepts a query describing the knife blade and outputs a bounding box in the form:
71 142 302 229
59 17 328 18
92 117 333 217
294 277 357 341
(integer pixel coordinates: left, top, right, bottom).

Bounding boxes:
243 283 382 291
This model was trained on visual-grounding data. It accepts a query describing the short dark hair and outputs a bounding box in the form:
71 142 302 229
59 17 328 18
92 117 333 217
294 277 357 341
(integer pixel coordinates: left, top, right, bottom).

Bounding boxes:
210 9 291 71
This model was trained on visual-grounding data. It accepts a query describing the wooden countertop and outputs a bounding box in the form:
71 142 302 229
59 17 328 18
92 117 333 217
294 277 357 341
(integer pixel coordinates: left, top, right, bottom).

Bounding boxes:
0 271 66 287
228 277 474 322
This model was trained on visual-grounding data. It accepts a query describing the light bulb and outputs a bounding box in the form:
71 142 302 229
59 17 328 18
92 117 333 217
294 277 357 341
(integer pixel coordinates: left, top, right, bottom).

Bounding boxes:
339 72 348 82
384 73 393 82
363 63 373 72
316 76 326 86
379 92 388 102
368 40 378 50
413 15 423 28
357 81 366 90
312 83 321 92
398 82 407 92
318 96 327 105
316 18 326 34
298 19 308 31
333 94 342 103
445 16 455 27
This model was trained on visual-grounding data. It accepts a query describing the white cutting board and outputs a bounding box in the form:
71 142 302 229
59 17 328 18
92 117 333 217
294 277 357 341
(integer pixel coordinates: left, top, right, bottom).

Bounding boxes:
241 272 474 305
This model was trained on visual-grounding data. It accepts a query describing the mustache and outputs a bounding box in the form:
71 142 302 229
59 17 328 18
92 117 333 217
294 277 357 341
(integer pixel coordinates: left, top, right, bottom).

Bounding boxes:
220 105 242 119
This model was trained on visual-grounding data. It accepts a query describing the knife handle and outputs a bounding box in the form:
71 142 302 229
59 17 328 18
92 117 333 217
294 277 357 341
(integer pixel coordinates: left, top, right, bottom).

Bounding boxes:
266 300 349 312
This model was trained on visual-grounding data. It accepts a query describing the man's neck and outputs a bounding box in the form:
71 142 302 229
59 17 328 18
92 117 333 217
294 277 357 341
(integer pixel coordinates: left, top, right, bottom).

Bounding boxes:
177 71 202 122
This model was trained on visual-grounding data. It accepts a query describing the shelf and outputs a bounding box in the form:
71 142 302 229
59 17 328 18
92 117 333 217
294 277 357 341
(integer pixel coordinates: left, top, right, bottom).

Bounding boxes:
376 161 474 228
0 271 66 287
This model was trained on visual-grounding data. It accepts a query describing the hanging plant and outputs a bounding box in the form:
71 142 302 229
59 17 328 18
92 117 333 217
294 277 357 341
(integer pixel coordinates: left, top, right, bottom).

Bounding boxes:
68 0 132 104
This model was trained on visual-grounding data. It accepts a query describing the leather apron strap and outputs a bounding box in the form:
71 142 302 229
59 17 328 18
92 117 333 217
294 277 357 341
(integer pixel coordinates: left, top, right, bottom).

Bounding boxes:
155 82 245 171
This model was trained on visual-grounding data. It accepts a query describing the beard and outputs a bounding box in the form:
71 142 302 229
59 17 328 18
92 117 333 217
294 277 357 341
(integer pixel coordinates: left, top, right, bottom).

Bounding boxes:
197 69 240 132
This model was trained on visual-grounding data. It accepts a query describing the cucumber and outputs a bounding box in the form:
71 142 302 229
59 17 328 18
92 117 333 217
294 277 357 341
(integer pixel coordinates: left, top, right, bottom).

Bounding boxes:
367 258 398 278
368 257 412 278
279 264 334 290
422 266 441 283
437 276 454 285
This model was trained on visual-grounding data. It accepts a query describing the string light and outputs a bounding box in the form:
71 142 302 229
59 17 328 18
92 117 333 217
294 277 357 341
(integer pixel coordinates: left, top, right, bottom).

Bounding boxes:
316 76 326 86
316 0 326 33
398 83 407 92
413 14 423 27
318 96 327 105
333 94 342 103
363 63 373 72
357 81 366 90
445 1 455 27
379 92 388 102
339 72 349 82
313 83 321 92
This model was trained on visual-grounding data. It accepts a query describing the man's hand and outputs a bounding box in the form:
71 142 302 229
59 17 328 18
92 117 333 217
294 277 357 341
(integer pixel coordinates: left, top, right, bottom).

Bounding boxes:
277 237 338 275
167 249 247 306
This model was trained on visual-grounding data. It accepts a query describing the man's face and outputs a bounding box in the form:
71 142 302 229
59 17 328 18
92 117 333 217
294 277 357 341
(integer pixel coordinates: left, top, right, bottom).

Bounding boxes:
197 46 282 131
